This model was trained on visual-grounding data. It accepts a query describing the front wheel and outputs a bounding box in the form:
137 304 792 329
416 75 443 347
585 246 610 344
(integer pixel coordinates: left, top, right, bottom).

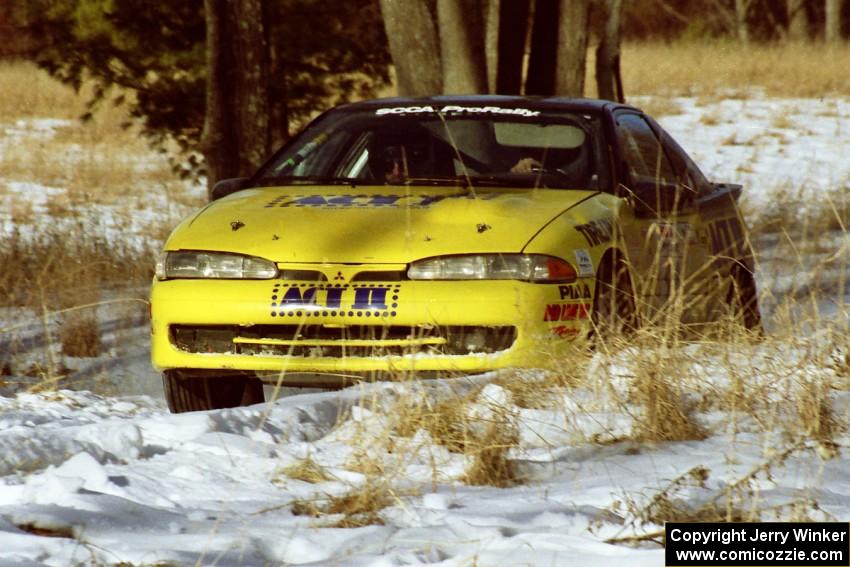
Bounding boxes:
590 255 638 342
163 370 265 413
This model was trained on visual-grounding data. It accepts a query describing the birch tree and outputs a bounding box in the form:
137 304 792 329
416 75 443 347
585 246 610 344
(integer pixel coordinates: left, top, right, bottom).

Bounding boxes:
786 0 808 40
825 0 842 42
734 0 751 42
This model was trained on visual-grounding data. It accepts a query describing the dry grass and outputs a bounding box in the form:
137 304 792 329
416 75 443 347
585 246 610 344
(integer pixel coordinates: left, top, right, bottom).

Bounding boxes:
796 376 841 448
279 457 334 484
614 40 850 98
610 435 839 544
0 122 187 211
744 181 850 240
629 362 706 443
291 479 399 527
615 466 750 529
0 226 154 309
391 389 476 454
0 61 198 384
390 385 521 487
58 311 102 358
0 60 88 121
0 62 201 210
1 44 848 536
462 418 519 487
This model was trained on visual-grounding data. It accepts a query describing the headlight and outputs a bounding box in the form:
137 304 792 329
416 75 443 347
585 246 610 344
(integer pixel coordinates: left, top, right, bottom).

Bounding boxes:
155 251 278 280
408 254 576 283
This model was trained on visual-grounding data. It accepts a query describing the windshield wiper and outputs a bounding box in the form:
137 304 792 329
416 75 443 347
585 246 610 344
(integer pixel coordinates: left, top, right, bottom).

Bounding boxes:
386 176 471 187
470 171 584 189
251 176 359 187
390 175 547 189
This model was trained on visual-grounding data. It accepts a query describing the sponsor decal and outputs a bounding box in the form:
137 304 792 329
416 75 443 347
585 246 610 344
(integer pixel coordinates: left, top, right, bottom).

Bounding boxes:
641 221 695 247
264 192 500 209
269 283 400 319
558 283 592 300
575 218 614 247
707 217 746 257
375 105 540 118
552 326 581 338
573 249 594 277
543 303 590 322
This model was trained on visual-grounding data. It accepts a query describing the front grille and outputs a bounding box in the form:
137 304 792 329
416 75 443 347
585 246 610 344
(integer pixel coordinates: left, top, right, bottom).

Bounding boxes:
279 269 327 281
171 324 516 358
350 271 406 281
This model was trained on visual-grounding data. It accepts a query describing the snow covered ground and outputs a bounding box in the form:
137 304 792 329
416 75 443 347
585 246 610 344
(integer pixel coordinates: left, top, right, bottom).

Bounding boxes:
0 93 849 566
0 345 847 566
650 93 850 210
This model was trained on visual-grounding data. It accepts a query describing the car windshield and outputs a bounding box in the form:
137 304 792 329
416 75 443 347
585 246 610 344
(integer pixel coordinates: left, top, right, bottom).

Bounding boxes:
253 105 607 190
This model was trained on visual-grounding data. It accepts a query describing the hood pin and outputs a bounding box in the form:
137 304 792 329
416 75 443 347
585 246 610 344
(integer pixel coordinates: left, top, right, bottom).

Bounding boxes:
477 223 491 234
230 220 245 231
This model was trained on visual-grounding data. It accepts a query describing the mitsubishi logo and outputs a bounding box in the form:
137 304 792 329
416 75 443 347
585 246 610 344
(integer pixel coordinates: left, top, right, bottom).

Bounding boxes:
333 271 345 282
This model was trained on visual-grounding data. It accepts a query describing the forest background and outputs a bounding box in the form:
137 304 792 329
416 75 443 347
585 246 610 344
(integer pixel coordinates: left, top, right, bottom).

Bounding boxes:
3 0 849 194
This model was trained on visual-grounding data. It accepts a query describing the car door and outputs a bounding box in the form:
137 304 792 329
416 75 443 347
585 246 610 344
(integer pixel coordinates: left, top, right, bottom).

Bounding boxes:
651 119 754 324
612 111 712 327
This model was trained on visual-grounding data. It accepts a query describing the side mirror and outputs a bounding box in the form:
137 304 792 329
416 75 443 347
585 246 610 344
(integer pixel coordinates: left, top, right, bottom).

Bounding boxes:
628 177 694 218
210 177 250 202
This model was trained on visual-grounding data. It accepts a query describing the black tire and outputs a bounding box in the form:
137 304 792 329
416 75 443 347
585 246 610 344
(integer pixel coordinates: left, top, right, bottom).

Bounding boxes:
727 264 763 333
590 254 638 342
163 370 265 413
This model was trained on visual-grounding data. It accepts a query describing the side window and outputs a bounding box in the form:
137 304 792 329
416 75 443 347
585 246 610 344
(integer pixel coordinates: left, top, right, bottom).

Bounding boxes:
660 130 713 195
615 113 676 185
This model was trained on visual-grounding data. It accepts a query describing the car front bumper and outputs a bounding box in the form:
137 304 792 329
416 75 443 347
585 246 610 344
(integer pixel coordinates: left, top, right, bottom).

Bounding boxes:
150 276 595 378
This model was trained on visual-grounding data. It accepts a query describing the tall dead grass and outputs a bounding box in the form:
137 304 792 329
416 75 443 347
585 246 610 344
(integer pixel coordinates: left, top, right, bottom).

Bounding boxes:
0 60 202 385
325 223 846 527
0 226 153 309
613 40 850 98
0 225 155 378
0 61 88 121
0 61 201 209
2 43 848 531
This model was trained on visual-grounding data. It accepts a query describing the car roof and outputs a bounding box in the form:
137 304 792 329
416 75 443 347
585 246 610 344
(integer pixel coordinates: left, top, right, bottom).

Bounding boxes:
341 95 639 115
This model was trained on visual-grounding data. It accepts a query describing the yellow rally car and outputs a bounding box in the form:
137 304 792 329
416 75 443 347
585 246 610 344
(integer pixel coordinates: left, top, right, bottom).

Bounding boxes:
151 96 760 412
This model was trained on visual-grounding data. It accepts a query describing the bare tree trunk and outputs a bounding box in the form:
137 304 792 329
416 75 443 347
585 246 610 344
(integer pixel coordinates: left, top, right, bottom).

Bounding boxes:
202 0 232 193
201 0 270 196
595 0 623 102
526 0 560 95
734 0 750 42
495 0 530 94
380 0 442 96
825 0 842 42
266 1 289 151
484 0 500 93
786 0 808 40
438 0 487 93
554 0 589 97
233 0 270 174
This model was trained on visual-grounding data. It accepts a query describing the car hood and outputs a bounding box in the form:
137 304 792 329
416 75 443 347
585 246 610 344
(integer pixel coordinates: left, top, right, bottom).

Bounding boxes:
166 185 598 263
